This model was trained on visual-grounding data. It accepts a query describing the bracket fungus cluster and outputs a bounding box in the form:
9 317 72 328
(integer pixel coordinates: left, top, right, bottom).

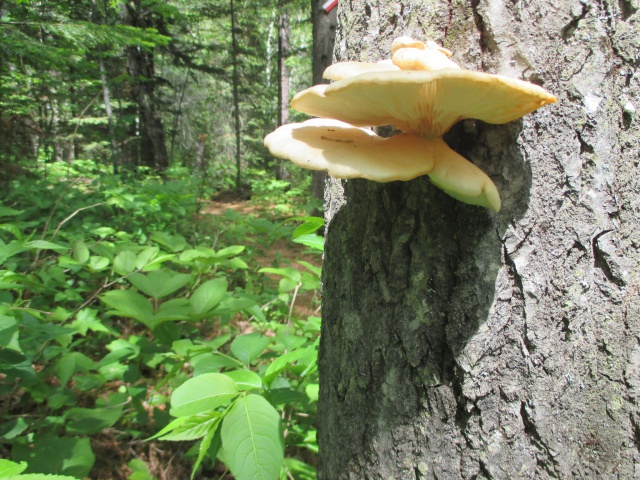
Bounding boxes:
264 36 557 212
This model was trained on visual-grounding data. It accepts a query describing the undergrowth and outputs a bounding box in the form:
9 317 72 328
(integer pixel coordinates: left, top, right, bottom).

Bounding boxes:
0 160 323 480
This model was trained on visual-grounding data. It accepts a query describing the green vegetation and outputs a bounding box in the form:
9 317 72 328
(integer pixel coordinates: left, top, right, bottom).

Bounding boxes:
0 0 327 477
0 161 323 478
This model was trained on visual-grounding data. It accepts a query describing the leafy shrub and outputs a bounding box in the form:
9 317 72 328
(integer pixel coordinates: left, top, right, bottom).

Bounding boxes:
0 170 322 479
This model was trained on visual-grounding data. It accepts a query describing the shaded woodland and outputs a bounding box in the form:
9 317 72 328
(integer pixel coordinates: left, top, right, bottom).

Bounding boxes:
0 1 334 478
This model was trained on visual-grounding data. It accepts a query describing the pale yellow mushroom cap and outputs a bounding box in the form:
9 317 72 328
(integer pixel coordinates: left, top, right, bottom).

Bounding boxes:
264 119 436 182
427 143 501 212
264 36 557 211
392 47 461 71
291 70 557 138
391 36 426 54
323 60 400 81
264 119 501 211
424 41 454 57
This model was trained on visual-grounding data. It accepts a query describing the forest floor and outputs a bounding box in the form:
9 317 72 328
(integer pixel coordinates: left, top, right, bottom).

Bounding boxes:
203 196 323 319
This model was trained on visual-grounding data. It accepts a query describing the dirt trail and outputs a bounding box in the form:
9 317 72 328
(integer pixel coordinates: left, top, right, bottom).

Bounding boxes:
202 197 323 319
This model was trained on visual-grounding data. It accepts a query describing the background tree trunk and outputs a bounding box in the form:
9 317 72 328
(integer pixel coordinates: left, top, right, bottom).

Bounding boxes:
98 56 120 174
319 1 640 479
310 0 337 212
230 0 243 189
275 0 292 181
123 0 169 171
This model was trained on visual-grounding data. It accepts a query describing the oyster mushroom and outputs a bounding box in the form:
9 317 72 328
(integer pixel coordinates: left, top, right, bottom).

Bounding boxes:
264 37 557 211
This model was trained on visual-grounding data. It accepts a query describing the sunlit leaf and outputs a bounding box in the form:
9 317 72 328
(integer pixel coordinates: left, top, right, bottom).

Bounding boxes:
223 369 263 391
221 395 284 480
171 373 238 417
24 240 68 253
190 278 227 315
113 250 137 275
263 346 314 385
128 270 191 298
100 290 154 326
292 234 324 251
230 333 269 365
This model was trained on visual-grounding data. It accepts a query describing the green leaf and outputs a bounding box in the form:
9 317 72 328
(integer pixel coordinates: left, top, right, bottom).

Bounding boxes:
305 383 319 403
0 349 35 384
179 247 216 263
297 260 321 277
192 354 241 376
270 388 307 406
127 459 156 480
0 241 27 264
225 257 249 270
151 231 189 253
230 333 270 365
64 405 123 435
113 250 137 276
221 395 284 480
128 270 191 298
141 253 175 271
0 458 27 476
278 277 299 293
152 298 192 326
170 373 238 417
70 308 117 336
88 255 110 271
72 241 90 264
0 206 24 218
292 234 324 251
191 420 221 480
259 267 301 282
55 352 94 385
147 416 190 441
282 458 317 480
12 434 95 478
300 271 321 291
0 417 29 440
135 247 160 270
24 240 68 253
214 245 245 259
0 223 22 240
263 347 314 385
0 314 20 350
156 411 220 441
289 216 324 239
189 278 227 315
100 290 154 326
223 369 263 391
207 423 223 462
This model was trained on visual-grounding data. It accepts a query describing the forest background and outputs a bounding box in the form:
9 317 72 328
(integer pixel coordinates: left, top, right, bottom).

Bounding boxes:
0 0 329 478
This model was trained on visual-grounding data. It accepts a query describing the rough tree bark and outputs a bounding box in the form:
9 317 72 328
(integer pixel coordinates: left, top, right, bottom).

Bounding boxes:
319 1 640 479
123 0 169 171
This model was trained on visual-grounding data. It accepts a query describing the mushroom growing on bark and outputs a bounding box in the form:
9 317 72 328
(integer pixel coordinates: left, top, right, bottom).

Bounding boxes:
264 37 557 212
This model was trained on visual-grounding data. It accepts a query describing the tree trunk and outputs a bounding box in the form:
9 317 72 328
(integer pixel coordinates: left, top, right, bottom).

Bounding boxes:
230 0 242 189
310 0 338 211
98 56 120 174
319 1 640 479
275 0 292 181
46 90 62 163
123 0 169 171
